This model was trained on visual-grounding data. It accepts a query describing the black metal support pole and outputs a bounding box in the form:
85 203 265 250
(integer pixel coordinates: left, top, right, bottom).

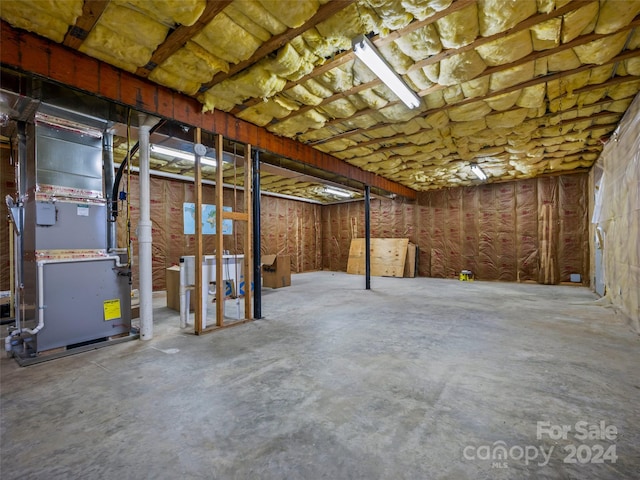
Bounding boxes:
364 185 371 290
252 150 262 319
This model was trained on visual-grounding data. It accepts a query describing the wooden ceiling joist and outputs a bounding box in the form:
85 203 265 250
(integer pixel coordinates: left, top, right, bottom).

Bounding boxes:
311 53 640 148
200 0 356 92
408 0 597 73
232 50 355 114
231 0 476 114
374 0 477 48
63 0 110 49
0 22 416 199
266 1 614 131
335 90 636 153
136 0 233 78
418 16 640 96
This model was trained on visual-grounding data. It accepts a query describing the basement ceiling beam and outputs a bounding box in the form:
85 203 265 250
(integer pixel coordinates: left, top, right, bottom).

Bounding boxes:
233 49 355 114
374 0 477 48
337 90 635 152
200 0 355 91
136 0 233 78
419 16 640 96
408 0 597 72
313 55 640 144
0 22 416 200
232 0 474 114
63 0 110 49
264 1 610 129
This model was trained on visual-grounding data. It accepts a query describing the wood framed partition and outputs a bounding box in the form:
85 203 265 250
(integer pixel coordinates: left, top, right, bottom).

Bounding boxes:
194 134 253 334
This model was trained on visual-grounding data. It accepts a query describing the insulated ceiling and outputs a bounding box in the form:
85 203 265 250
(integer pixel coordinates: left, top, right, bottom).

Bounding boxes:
1 0 640 194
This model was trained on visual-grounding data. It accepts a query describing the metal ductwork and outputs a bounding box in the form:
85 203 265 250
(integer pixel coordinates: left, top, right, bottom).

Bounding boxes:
4 98 137 364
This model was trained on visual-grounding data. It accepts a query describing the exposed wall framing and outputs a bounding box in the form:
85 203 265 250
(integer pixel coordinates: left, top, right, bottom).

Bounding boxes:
116 174 321 292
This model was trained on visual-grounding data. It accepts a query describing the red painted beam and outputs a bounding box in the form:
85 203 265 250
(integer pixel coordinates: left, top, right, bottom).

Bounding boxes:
0 21 417 199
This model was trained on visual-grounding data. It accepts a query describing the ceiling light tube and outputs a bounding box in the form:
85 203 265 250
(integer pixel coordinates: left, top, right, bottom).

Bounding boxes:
325 186 352 198
150 144 216 166
470 163 487 181
352 35 421 109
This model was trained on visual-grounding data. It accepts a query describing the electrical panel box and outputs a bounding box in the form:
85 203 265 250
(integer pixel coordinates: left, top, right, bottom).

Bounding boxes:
36 201 56 226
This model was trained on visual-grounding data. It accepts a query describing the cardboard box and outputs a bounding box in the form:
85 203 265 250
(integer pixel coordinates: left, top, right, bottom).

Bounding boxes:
262 254 291 288
166 266 195 311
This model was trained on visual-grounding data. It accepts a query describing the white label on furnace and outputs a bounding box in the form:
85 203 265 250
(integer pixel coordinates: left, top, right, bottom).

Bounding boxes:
77 205 89 216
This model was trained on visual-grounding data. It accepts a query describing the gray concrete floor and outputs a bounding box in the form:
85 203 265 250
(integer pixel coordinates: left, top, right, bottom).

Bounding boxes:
1 272 639 480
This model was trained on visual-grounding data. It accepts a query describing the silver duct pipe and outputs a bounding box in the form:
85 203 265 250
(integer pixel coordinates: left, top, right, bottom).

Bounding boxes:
103 132 116 252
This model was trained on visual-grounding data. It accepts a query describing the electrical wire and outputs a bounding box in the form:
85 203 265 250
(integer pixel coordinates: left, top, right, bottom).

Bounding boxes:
126 109 132 268
111 118 166 221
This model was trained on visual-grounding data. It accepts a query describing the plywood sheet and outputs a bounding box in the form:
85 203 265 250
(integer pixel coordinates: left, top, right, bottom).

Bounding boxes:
347 238 409 277
404 242 418 278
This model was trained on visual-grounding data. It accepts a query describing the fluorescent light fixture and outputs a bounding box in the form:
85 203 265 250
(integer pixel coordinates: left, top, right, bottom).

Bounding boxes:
324 186 352 198
352 35 421 109
150 144 216 166
470 163 487 181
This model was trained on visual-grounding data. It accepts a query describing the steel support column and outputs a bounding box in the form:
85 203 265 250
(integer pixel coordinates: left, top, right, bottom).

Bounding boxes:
252 150 262 319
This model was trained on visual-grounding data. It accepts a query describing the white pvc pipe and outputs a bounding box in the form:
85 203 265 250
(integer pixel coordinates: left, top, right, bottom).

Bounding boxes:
27 261 46 335
138 121 153 341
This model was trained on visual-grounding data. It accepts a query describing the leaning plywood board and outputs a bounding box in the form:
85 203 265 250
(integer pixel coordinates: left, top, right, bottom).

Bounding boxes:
404 242 418 278
347 238 409 277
